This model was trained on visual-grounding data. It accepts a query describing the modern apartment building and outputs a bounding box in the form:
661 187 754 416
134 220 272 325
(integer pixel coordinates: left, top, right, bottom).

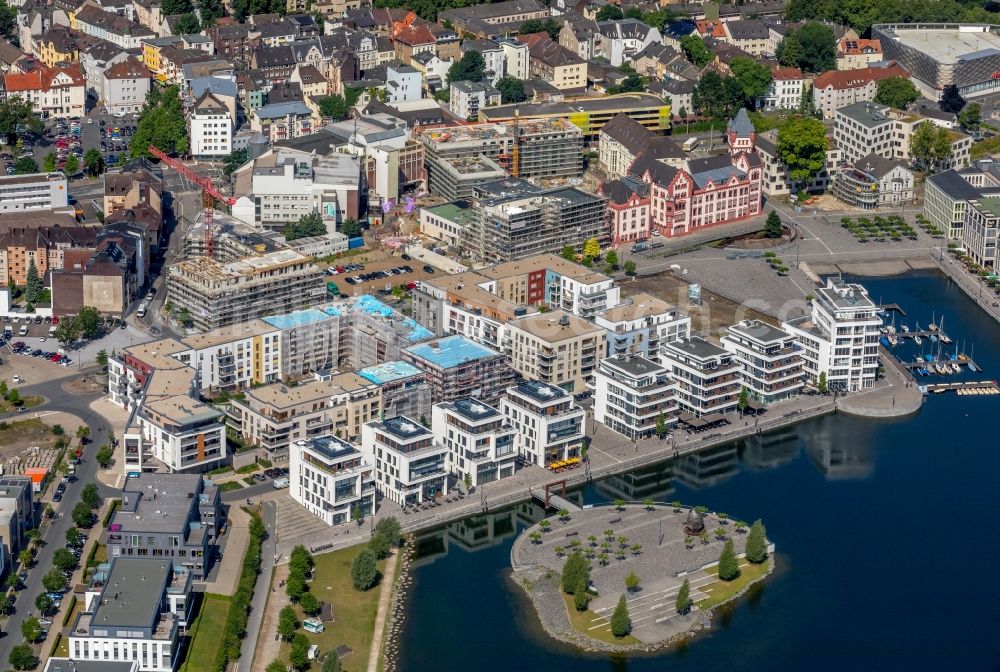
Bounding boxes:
660 337 742 417
262 307 342 376
0 172 69 214
227 379 336 458
69 558 191 672
361 416 450 506
782 278 882 391
107 473 222 579
721 320 804 404
190 91 232 158
131 385 228 473
432 398 517 487
594 292 691 359
924 162 1000 239
290 435 376 525
962 197 1000 270
507 310 607 393
0 476 34 561
166 249 326 331
402 335 513 404
594 355 677 440
500 381 585 467
449 80 501 119
357 361 433 422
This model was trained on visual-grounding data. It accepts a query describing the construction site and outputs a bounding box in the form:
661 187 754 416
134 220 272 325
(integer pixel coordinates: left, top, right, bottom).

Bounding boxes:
420 117 584 198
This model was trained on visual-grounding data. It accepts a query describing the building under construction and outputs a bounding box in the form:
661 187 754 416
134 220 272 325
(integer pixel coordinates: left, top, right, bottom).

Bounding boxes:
183 209 283 262
421 118 583 198
167 248 326 331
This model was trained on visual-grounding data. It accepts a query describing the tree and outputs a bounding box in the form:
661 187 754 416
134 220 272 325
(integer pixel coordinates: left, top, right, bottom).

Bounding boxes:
14 156 37 175
776 117 828 188
34 592 54 616
718 540 740 581
496 75 527 104
561 245 576 261
0 0 16 42
730 57 773 108
290 544 314 575
940 84 966 113
625 571 641 594
25 258 42 304
655 412 667 439
561 551 589 594
81 482 100 509
738 388 749 415
96 444 114 468
321 650 342 672
583 238 601 260
596 4 623 20
0 96 44 143
6 387 21 406
130 86 188 158
341 217 362 238
746 519 768 563
875 77 919 110
72 501 94 527
610 595 631 637
623 260 636 275
43 568 69 593
53 547 78 573
368 530 393 560
518 18 561 39
910 122 952 171
680 34 712 67
84 148 104 176
351 547 378 590
289 633 311 672
776 32 805 68
222 148 249 176
375 517 401 547
266 661 287 672
959 103 982 132
18 548 33 567
693 71 744 119
278 605 298 640
9 643 36 670
817 370 828 394
300 591 320 616
764 210 783 238
283 211 327 241
318 94 349 120
173 12 201 34
0 593 10 615
675 578 692 615
65 526 80 546
573 577 589 611
161 0 193 14
43 151 57 172
76 306 101 339
794 22 836 72
447 50 486 86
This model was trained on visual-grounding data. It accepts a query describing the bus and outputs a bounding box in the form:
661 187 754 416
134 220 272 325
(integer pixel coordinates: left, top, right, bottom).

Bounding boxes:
682 137 699 152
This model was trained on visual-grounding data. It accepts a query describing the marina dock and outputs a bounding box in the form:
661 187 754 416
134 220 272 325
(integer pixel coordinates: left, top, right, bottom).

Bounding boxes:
918 380 1000 395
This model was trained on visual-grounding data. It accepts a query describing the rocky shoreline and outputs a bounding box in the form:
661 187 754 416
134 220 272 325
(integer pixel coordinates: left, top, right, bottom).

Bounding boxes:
511 558 775 654
380 534 417 672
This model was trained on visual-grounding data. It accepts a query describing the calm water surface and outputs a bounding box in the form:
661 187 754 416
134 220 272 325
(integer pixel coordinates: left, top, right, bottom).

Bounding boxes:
398 271 1000 671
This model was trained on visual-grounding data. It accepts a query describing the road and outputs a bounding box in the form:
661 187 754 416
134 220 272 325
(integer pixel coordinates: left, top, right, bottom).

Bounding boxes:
0 375 112 665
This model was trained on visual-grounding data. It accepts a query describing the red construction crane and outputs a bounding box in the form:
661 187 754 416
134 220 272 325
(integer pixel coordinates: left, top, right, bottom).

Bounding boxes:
148 145 236 258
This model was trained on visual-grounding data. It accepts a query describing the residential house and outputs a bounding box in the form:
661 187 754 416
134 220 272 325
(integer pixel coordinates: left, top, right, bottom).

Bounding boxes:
4 63 85 117
757 66 803 111
360 415 449 506
102 57 150 114
449 80 500 119
596 18 661 67
721 320 804 404
812 61 910 119
832 153 915 210
837 36 882 70
432 398 517 487
190 91 232 157
594 355 678 440
289 435 376 525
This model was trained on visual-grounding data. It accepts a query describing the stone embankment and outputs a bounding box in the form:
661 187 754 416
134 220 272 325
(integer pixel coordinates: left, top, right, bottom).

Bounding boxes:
380 535 416 672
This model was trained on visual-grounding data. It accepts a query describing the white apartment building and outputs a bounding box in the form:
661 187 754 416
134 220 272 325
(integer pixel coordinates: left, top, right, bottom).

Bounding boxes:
290 435 376 526
498 37 530 80
175 322 282 392
432 398 517 487
924 165 1000 239
190 91 232 158
962 197 1000 270
500 381 585 467
507 311 607 393
594 355 677 440
811 63 910 119
361 416 449 507
594 292 691 359
0 172 68 213
102 58 150 115
757 66 803 111
660 337 742 417
449 80 501 120
385 62 422 103
131 389 228 473
69 558 191 672
721 320 804 404
783 278 882 391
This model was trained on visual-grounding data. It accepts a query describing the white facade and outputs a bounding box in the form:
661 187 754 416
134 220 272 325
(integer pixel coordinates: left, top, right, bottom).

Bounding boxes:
247 150 361 229
449 80 501 120
782 278 882 391
102 60 150 114
290 436 376 526
500 381 585 467
0 172 68 213
594 292 691 359
385 63 422 103
660 337 742 417
498 37 530 80
721 320 804 404
361 416 449 507
190 95 233 157
962 197 1000 270
432 398 517 487
757 69 803 110
594 355 677 440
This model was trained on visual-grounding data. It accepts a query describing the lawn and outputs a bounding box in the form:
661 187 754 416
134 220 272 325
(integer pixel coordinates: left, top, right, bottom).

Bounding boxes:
561 594 641 646
276 546 389 672
182 594 233 672
696 558 771 611
0 395 44 414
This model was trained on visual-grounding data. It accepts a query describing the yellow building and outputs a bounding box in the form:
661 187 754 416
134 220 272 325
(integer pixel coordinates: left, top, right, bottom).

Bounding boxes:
36 26 80 67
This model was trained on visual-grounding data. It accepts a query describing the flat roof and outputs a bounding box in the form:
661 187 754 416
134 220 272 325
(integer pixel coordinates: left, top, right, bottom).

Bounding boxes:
142 394 222 426
423 201 476 227
972 195 1000 216
358 360 424 385
405 335 500 369
90 558 170 628
512 380 568 402
728 320 791 343
298 435 362 463
379 415 431 439
664 336 728 360
602 355 666 377
450 398 500 421
598 293 676 323
482 93 667 120
263 308 337 330
351 295 433 342
245 379 331 408
880 24 1000 64
117 473 210 533
45 660 138 672
181 320 278 349
510 310 604 341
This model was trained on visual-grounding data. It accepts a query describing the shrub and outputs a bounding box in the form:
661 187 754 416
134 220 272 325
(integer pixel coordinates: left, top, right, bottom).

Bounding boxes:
212 511 265 672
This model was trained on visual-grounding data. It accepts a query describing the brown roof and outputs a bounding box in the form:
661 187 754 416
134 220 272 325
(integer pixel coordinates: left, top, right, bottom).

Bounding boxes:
813 62 909 90
771 66 802 80
104 57 149 79
393 23 435 46
4 63 85 91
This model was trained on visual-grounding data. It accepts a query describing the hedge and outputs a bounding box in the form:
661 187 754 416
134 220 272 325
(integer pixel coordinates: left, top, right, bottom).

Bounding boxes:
102 499 121 528
212 510 265 672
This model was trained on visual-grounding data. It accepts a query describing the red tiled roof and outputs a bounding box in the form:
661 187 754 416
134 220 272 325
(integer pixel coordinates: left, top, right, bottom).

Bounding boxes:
696 20 726 38
838 37 881 56
813 62 908 90
4 63 85 91
771 66 802 80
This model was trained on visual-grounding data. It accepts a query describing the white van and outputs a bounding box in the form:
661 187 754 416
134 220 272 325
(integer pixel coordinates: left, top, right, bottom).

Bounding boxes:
18 325 28 336
136 302 147 318
307 645 320 661
272 478 289 489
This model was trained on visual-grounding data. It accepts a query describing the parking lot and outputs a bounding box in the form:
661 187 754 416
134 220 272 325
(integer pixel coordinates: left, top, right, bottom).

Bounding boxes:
26 108 140 174
320 252 444 298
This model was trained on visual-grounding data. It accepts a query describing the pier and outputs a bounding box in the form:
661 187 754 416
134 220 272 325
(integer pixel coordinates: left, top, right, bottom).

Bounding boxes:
879 303 908 317
919 380 999 395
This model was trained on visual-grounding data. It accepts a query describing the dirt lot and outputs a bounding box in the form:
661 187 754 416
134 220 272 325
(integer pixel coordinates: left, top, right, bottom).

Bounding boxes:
317 248 446 299
0 418 58 457
623 270 775 336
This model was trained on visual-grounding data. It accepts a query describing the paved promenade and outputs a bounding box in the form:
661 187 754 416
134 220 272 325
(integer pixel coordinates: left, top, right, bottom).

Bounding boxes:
931 252 1000 324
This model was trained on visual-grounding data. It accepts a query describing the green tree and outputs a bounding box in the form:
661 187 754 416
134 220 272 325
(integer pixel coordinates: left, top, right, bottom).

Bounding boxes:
6 388 21 406
84 148 104 176
738 387 749 415
173 12 201 34
278 605 298 640
517 18 561 38
130 86 189 158
764 210 783 238
496 75 527 104
161 0 193 13
940 84 966 113
321 651 342 672
561 245 576 261
573 577 590 611
817 370 828 394
72 501 94 527
875 76 919 109
300 591 320 616
222 148 249 176
96 349 109 369
680 34 712 66
14 156 38 174
25 258 42 304
654 411 667 438
623 260 636 275
53 547 78 573
65 526 80 545
605 249 618 271
718 540 740 581
675 578 691 615
43 568 69 593
18 548 33 567
81 482 100 509
447 50 486 85
351 547 379 590
693 71 744 119
318 94 349 120
341 217 362 238
77 306 102 339
290 545 314 575
596 4 624 20
625 571 641 594
0 96 44 143
610 595 631 637
374 517 401 546
34 593 54 616
776 32 805 68
266 661 286 672
9 643 37 670
910 122 953 171
746 519 768 563
43 151 56 172
283 211 327 241
959 102 981 132
96 444 114 469
561 551 590 594
776 117 828 189
289 633 311 672
730 57 773 108
0 593 10 615
794 22 836 72
0 0 16 42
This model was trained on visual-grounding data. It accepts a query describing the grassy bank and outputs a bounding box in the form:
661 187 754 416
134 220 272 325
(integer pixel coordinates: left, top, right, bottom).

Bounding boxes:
183 594 233 672
561 594 641 646
697 558 771 611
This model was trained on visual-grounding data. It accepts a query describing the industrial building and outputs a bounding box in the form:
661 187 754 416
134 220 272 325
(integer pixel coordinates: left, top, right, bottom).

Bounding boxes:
421 118 583 197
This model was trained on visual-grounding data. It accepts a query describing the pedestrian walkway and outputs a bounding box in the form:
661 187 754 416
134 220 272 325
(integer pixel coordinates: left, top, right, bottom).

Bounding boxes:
250 563 289 672
199 504 252 597
366 549 400 672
